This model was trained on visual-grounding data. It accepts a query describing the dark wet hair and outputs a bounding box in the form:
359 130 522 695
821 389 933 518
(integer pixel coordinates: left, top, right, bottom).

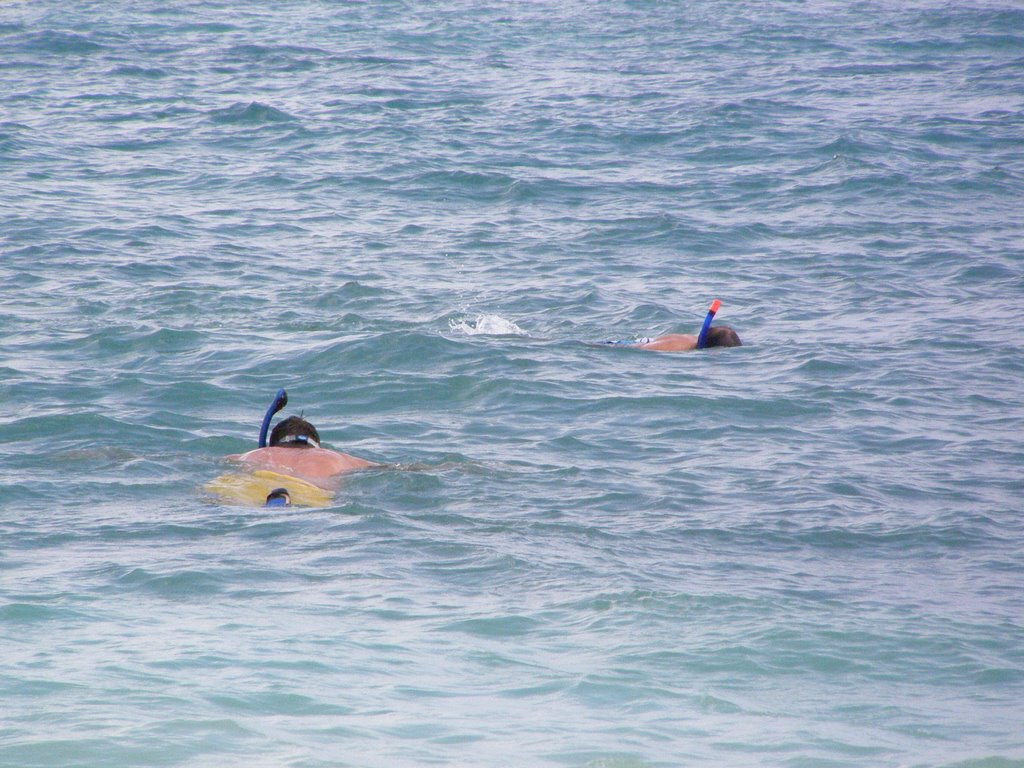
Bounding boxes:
705 326 742 348
269 415 321 448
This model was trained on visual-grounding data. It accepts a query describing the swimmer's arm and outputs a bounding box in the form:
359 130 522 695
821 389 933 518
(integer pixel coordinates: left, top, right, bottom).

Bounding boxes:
225 449 272 470
226 447 266 462
637 334 698 352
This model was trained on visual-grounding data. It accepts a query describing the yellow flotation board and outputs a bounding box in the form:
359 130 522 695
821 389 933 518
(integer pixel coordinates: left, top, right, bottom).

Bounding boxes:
204 470 333 508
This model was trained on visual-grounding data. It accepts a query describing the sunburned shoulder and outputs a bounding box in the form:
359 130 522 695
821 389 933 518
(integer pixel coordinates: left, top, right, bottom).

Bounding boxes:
230 446 379 477
637 334 698 352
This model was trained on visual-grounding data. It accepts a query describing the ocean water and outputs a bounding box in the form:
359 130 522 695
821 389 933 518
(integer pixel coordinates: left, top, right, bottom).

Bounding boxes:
2 0 1023 765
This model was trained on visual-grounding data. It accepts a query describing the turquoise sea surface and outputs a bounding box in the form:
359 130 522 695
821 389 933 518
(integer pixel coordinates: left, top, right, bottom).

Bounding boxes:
2 1 1023 766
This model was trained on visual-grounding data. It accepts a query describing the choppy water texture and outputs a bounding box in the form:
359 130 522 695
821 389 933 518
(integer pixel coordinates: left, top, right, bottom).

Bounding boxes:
2 1 1024 766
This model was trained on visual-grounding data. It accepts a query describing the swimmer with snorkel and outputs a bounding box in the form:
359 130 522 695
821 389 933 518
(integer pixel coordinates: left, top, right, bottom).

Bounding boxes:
598 299 741 352
227 389 379 505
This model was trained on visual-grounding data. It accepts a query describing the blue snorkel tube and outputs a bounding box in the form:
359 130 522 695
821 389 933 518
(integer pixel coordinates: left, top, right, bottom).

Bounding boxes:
258 388 288 447
695 299 721 350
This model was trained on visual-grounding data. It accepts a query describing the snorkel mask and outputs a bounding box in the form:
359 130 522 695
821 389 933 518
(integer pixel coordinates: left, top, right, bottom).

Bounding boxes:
275 434 320 449
265 487 291 507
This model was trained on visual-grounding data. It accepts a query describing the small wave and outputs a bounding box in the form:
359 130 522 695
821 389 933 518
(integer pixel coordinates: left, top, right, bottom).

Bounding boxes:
448 314 528 336
0 121 30 155
410 169 515 200
109 65 167 79
208 101 297 126
225 43 323 73
21 30 103 55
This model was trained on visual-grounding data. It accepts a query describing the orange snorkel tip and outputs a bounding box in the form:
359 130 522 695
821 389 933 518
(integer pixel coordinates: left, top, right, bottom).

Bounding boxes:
696 299 721 350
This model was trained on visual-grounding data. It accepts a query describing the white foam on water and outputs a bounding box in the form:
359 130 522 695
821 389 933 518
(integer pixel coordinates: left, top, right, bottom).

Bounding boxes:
448 313 528 337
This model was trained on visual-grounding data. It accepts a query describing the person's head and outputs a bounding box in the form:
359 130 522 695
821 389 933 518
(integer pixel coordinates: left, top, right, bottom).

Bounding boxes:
269 415 321 448
704 326 742 348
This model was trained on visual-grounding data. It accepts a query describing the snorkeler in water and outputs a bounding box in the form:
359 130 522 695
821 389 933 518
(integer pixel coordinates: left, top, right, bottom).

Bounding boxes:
598 299 741 352
227 389 379 494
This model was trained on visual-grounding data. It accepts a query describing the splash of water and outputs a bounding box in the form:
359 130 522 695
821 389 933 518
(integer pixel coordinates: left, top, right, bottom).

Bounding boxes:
448 313 528 336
